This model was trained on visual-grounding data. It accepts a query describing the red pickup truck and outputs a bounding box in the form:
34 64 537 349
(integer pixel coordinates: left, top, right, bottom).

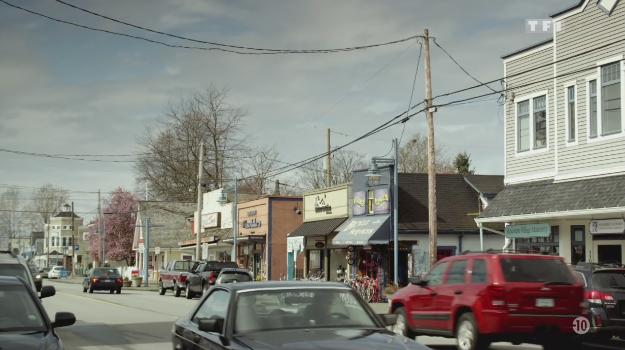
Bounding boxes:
158 260 199 297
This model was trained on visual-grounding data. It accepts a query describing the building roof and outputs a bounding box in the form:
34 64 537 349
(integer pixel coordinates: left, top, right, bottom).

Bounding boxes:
399 173 503 232
550 0 586 18
54 211 80 218
501 38 553 60
464 175 505 196
134 201 195 249
480 174 625 219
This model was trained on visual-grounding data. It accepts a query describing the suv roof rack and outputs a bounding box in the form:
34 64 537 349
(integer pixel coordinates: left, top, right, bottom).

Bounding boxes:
461 249 545 255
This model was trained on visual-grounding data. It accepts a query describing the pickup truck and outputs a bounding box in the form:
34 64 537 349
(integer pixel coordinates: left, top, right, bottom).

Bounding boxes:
185 260 238 299
158 260 199 297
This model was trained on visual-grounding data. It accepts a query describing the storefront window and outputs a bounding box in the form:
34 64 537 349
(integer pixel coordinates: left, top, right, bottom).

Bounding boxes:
516 226 559 255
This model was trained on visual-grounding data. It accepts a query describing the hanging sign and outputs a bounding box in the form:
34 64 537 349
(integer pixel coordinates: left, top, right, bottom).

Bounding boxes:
373 188 390 214
353 191 366 216
590 219 625 234
505 223 550 238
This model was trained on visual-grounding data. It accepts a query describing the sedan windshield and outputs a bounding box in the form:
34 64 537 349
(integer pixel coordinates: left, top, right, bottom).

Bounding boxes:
0 285 46 332
234 289 377 333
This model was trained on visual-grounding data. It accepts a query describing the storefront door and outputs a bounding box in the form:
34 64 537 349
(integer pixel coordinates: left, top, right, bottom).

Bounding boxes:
598 245 623 265
570 225 586 265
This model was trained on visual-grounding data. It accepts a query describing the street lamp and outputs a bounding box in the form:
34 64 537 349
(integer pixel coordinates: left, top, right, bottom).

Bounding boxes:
366 138 399 287
218 179 239 264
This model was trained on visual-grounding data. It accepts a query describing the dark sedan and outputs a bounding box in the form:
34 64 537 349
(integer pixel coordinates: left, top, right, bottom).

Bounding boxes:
0 276 75 350
172 281 431 350
82 267 123 294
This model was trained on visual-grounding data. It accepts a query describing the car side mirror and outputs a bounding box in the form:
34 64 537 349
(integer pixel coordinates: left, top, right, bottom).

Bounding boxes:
40 285 56 298
379 314 397 326
408 276 429 287
198 318 224 334
53 312 76 328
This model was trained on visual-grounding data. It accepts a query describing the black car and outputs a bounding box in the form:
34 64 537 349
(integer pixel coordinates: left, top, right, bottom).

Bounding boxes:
82 267 123 294
573 263 625 340
185 261 238 299
0 276 75 350
0 249 39 293
172 281 431 350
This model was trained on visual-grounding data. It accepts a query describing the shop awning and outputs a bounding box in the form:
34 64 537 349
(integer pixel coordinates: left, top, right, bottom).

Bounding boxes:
222 235 266 244
332 215 391 246
288 217 347 238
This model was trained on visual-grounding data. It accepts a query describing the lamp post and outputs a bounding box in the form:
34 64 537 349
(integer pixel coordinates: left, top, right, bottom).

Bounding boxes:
218 178 239 264
365 138 399 286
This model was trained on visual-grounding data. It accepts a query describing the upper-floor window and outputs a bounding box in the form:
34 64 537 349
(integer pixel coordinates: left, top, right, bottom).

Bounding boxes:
588 79 598 138
566 85 576 142
516 94 547 153
601 62 621 136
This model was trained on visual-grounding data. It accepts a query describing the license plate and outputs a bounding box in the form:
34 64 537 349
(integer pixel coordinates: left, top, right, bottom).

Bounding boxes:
104 279 112 283
536 298 554 308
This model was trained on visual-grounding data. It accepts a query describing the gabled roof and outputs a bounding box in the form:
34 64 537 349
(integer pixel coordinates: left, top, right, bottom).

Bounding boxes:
54 211 80 218
464 175 505 196
133 201 195 249
480 174 625 219
550 0 586 18
399 173 503 232
501 38 553 60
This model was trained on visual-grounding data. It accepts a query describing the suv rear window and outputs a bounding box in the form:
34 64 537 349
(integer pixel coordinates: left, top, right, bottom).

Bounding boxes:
592 271 625 289
93 268 120 277
499 258 576 284
219 272 252 283
0 264 30 284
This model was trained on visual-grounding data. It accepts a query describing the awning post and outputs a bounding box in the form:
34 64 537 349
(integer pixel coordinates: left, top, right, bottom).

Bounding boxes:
479 223 484 251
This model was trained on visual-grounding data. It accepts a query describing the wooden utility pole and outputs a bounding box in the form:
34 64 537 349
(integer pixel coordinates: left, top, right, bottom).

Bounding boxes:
97 189 102 267
71 201 75 275
195 142 204 260
327 128 332 187
423 29 438 267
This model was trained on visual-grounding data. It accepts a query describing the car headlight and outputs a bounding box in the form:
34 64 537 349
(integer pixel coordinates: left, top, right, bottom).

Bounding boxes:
36 274 41 279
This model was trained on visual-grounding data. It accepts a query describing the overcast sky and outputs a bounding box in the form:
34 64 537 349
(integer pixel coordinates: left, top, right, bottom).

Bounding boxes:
0 0 572 218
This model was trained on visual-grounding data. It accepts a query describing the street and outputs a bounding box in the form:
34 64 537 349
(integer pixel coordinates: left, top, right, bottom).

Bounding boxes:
38 280 588 350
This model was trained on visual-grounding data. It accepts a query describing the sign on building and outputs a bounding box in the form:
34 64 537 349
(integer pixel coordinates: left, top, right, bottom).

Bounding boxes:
590 219 625 234
202 212 220 229
505 223 551 238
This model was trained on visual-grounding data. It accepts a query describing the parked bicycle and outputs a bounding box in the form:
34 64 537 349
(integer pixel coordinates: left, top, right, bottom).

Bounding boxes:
307 269 325 281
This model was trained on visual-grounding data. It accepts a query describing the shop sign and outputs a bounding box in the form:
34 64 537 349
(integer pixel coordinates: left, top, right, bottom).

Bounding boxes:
590 219 625 234
247 210 257 217
505 223 550 238
314 194 332 213
373 189 390 214
242 219 262 229
202 212 220 229
353 191 366 216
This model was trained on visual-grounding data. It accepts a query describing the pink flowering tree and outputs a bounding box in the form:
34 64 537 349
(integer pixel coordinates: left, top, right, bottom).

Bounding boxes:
88 188 138 266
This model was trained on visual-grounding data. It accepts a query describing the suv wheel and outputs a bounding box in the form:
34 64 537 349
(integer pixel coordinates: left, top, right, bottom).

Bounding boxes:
456 313 488 350
391 307 416 339
158 281 166 295
185 283 193 299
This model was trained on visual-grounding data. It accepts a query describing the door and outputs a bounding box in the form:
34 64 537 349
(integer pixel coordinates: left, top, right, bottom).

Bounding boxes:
408 261 449 332
570 226 586 265
598 245 623 265
434 259 468 331
181 288 230 350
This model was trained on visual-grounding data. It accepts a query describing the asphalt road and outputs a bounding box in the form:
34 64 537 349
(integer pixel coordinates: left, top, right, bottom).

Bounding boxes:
42 280 623 350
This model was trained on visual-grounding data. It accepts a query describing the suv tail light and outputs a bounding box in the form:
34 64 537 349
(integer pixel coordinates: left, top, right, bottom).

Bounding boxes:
208 272 217 285
179 275 187 283
116 278 123 285
487 285 507 308
586 290 616 306
92 278 99 283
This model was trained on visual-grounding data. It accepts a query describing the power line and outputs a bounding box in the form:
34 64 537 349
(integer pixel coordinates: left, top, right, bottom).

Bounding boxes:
2 0 420 55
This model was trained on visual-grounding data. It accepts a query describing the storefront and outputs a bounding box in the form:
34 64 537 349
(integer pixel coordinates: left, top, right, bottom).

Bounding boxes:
287 184 350 281
229 196 302 280
477 175 625 265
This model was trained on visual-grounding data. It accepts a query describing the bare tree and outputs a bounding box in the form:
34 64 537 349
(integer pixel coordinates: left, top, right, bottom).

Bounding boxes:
0 188 21 241
136 86 247 201
399 132 454 173
239 147 279 196
29 184 69 227
299 150 367 190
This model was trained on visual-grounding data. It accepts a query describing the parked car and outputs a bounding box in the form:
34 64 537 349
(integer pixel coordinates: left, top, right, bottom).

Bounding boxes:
172 281 430 350
573 263 625 341
123 266 140 280
215 268 253 285
390 252 586 350
0 276 73 349
185 261 238 299
159 260 199 297
38 267 51 279
82 267 123 294
0 249 38 293
29 264 42 292
48 266 69 279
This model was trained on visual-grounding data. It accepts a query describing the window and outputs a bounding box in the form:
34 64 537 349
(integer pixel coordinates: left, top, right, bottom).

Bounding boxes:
193 289 230 324
601 62 622 135
62 237 67 247
446 260 467 285
426 261 449 286
589 79 598 138
471 259 488 284
516 225 560 255
566 85 576 142
598 0 619 14
499 258 576 283
517 100 530 152
516 94 547 152
534 96 547 148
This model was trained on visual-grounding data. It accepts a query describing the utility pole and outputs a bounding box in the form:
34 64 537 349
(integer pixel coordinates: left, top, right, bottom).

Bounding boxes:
231 177 239 264
195 142 204 260
327 128 332 187
424 29 438 268
97 189 102 267
143 217 150 287
71 201 75 275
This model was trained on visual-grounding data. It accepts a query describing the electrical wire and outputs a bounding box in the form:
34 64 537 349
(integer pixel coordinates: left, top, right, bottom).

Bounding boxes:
2 0 420 55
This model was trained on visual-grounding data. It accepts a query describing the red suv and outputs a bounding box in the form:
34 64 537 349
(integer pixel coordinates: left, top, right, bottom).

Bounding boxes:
389 252 586 350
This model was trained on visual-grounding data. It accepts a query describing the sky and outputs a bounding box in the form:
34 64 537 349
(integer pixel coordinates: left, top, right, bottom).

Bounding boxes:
0 0 572 219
